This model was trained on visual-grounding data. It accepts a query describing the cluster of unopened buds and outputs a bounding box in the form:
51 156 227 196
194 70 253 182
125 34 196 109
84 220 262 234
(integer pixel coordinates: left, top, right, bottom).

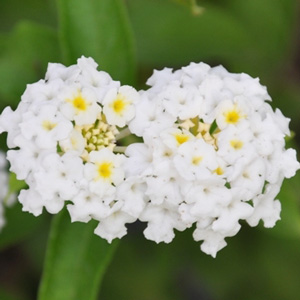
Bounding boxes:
0 56 299 257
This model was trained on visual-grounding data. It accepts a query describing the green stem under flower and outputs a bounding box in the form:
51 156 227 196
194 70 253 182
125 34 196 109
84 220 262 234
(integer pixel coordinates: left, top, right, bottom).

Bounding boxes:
38 208 118 300
114 146 127 153
116 127 131 141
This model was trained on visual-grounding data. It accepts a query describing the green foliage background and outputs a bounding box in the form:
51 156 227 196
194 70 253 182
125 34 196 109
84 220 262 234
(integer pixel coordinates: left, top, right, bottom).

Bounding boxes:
0 0 300 299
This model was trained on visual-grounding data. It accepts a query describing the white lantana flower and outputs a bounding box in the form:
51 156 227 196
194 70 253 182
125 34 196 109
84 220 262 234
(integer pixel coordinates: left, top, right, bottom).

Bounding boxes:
174 139 218 181
60 85 102 126
127 62 300 257
0 56 139 242
103 85 139 127
19 104 73 149
0 56 299 256
84 148 125 198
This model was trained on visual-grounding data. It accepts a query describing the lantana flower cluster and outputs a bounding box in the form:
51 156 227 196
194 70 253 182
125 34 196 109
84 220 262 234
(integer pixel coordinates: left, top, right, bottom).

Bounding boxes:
0 57 299 256
127 63 299 256
0 57 139 242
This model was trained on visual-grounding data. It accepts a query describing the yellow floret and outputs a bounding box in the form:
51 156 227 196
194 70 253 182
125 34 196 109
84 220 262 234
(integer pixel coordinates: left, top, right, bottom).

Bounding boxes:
42 120 57 131
230 139 243 150
98 162 113 179
175 133 190 145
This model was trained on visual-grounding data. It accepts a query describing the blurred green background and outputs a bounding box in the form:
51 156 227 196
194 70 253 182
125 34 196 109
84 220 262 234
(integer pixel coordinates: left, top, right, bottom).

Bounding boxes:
0 0 300 299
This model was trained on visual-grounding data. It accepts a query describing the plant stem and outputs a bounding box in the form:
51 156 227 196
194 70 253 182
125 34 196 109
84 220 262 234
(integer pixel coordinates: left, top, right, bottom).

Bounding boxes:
116 127 131 140
114 146 127 153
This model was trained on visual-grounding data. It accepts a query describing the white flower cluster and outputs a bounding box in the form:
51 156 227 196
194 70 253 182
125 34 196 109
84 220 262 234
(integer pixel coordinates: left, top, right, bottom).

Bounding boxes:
127 62 300 257
0 57 139 242
0 58 298 256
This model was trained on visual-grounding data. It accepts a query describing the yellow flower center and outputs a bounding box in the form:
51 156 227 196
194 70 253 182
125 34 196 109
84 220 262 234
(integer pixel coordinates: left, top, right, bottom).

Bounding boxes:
230 139 243 150
175 133 190 145
72 93 87 111
214 167 224 175
225 109 240 124
112 96 127 114
42 120 57 131
192 156 203 165
98 161 113 179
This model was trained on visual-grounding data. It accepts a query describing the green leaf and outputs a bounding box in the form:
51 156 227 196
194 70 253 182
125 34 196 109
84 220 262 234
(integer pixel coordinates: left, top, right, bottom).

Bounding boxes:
57 0 136 84
0 21 60 106
0 34 8 56
38 209 118 300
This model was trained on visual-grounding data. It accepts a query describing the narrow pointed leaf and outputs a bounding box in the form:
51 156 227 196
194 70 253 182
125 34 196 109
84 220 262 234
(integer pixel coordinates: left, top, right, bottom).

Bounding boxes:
57 0 136 84
38 209 118 300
